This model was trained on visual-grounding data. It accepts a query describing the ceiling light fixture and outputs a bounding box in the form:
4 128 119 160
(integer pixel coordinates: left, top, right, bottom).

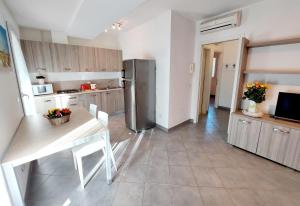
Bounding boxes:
104 29 108 33
112 24 116 30
117 23 122 30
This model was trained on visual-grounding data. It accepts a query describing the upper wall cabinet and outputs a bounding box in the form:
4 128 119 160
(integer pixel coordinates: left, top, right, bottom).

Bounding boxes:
21 40 53 73
20 40 123 73
50 43 80 72
79 46 96 72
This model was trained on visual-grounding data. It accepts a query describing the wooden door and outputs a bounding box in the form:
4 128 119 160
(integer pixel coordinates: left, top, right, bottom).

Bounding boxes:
257 122 290 163
228 114 261 153
79 46 96 72
283 129 300 170
50 43 79 72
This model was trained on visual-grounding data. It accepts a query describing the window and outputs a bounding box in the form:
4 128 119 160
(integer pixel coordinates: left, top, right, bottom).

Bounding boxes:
211 57 217 78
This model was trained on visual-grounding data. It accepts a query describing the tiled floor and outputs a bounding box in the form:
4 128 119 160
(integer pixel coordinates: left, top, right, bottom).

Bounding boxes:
26 104 300 206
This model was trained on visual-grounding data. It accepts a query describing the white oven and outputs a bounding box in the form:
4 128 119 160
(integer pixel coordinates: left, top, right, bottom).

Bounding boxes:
32 84 54 96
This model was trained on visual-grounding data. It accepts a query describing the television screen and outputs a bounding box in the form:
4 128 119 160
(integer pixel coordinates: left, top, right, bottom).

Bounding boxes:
274 92 300 122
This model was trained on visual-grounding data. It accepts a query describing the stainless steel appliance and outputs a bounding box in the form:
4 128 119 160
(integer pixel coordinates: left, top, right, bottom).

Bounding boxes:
32 84 54 96
123 59 156 132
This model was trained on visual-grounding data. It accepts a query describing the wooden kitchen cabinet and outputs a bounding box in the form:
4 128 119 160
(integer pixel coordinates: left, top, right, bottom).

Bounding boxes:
50 43 80 72
34 96 57 114
283 129 300 170
257 123 290 163
60 95 80 108
79 46 96 72
95 48 107 71
21 40 53 73
228 114 262 153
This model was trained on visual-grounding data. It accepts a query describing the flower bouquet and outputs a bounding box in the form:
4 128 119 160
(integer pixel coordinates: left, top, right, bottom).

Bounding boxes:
243 82 267 115
45 108 72 126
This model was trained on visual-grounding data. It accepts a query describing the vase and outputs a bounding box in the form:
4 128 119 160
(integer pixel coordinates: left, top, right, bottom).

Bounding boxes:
248 100 258 113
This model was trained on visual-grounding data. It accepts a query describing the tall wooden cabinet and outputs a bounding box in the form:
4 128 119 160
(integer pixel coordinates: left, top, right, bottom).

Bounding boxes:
21 40 123 73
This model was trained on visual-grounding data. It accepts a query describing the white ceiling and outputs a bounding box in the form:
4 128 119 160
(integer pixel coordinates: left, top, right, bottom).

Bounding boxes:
4 0 146 39
4 0 263 39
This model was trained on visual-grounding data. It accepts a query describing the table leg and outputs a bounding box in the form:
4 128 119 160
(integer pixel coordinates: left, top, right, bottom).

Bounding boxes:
2 163 24 206
104 130 112 184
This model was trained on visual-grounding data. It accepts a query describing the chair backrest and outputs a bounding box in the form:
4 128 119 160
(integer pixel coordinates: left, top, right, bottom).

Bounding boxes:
89 104 98 118
97 111 109 127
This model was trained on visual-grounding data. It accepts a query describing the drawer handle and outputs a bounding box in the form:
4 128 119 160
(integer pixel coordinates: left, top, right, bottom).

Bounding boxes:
69 103 78 106
69 97 77 99
64 68 71 71
91 94 96 97
273 128 280 132
44 100 52 102
239 119 251 124
85 68 89 71
280 130 290 134
37 67 46 70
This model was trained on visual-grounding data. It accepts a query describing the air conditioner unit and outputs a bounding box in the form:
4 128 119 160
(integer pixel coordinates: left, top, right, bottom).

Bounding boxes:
200 11 241 34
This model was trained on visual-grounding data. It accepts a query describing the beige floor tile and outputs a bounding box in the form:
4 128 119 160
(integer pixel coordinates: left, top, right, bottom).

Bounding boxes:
167 141 186 152
143 183 172 206
199 188 234 206
215 168 250 189
168 151 190 166
120 164 148 183
149 149 169 165
257 190 300 206
187 152 212 167
169 166 197 186
172 185 204 206
192 167 223 187
112 182 144 206
184 142 205 153
228 189 264 206
146 164 170 184
207 154 235 168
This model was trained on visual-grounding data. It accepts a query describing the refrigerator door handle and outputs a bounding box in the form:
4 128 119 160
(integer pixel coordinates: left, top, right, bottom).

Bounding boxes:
121 78 135 82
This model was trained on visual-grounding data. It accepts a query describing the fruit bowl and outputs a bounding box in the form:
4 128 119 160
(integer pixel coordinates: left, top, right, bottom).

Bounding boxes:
44 108 72 126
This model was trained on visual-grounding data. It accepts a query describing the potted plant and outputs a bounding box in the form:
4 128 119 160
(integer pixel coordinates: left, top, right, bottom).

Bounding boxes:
243 82 267 113
36 75 46 85
45 108 72 126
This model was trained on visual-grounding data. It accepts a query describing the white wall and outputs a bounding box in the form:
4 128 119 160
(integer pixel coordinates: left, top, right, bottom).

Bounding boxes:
120 10 172 128
169 12 195 128
192 0 300 121
0 0 23 205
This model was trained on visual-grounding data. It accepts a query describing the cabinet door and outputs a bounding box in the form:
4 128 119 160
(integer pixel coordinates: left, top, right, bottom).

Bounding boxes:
115 89 124 112
257 123 290 163
283 129 300 170
21 40 53 73
60 95 79 108
95 48 107 71
117 50 123 71
50 43 79 72
228 114 261 153
79 46 96 72
34 97 57 114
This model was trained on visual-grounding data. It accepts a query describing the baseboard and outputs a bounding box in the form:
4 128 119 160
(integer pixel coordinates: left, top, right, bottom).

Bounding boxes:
156 119 193 132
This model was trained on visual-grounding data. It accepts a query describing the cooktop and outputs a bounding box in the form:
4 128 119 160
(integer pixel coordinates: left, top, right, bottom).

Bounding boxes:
57 89 80 94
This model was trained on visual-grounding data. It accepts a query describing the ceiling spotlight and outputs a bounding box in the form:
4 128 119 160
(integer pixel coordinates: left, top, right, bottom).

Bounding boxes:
117 24 122 30
104 29 108 33
112 24 116 30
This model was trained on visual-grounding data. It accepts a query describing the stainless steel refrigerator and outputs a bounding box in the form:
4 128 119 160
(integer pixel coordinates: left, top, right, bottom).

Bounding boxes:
123 59 156 132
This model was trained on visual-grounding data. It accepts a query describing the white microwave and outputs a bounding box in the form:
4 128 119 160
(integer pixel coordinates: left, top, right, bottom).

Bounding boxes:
32 84 54 96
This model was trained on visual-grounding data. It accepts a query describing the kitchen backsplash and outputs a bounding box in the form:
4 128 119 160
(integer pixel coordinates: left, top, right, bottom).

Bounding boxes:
50 79 120 92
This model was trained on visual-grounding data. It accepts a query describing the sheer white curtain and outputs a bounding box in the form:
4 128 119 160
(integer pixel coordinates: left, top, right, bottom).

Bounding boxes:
8 28 36 115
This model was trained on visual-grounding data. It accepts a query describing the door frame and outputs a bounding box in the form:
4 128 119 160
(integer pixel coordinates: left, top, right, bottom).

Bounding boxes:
193 35 244 123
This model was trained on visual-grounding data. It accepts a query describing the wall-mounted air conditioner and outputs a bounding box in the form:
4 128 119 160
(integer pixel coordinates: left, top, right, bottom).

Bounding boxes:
199 11 241 34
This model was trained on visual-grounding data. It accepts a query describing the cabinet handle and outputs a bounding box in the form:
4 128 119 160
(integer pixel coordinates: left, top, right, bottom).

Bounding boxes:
273 128 280 132
239 119 251 124
37 67 46 71
85 68 89 71
280 130 290 134
69 103 78 106
69 97 77 99
44 100 52 102
64 68 71 71
91 94 96 97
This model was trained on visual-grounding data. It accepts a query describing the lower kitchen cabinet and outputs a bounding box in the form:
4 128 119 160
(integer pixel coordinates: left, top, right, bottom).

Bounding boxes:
35 89 124 115
256 122 290 164
228 114 261 153
228 112 300 171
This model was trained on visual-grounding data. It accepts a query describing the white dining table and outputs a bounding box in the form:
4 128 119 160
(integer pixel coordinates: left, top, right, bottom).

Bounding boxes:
1 107 112 206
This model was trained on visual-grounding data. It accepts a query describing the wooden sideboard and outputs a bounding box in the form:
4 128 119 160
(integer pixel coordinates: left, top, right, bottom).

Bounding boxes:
228 111 300 171
21 40 123 73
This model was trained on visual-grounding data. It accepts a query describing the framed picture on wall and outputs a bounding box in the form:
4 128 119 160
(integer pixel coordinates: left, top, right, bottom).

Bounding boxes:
0 15 12 70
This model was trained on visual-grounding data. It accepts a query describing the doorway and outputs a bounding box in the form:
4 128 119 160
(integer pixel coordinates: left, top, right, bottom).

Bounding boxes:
198 40 239 117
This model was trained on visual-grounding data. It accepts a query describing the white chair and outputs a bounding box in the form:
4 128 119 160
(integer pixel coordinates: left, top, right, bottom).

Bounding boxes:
72 107 117 189
89 104 98 118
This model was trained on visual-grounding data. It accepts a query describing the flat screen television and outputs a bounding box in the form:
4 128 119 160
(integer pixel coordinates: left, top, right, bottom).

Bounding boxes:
274 92 300 122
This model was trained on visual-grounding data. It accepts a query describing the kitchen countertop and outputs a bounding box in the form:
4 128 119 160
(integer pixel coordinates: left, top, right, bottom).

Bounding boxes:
34 87 123 99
